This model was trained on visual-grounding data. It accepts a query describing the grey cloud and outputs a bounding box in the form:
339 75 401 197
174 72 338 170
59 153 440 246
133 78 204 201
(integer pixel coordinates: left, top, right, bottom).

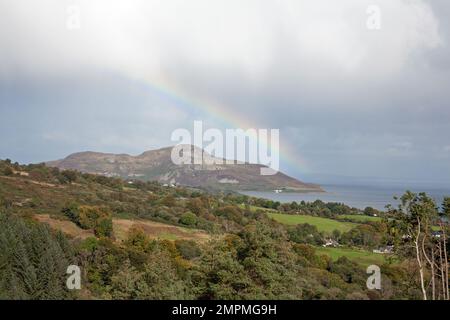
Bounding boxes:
1 0 450 185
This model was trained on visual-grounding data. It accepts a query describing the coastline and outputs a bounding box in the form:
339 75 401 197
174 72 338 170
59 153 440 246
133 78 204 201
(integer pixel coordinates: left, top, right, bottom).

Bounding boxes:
238 184 450 211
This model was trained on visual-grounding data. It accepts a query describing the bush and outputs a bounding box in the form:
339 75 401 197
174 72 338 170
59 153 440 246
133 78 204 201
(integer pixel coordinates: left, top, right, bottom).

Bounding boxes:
364 207 378 217
62 204 113 238
59 170 77 184
175 240 201 259
125 226 151 252
0 197 12 210
179 212 197 226
95 215 113 237
62 202 80 223
2 166 13 176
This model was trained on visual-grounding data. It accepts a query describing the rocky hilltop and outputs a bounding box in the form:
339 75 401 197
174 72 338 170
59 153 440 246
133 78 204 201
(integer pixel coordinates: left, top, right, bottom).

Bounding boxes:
46 146 322 192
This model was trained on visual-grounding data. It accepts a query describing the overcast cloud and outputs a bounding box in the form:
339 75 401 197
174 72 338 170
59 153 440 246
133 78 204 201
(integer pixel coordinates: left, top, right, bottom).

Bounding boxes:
1 0 450 186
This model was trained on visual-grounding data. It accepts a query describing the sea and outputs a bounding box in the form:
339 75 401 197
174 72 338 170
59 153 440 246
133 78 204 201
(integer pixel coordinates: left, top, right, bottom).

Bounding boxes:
240 184 450 211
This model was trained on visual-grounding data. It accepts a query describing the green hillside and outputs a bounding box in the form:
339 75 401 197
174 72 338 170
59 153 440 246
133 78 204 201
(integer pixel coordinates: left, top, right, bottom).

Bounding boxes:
315 246 386 266
267 212 356 233
337 214 382 223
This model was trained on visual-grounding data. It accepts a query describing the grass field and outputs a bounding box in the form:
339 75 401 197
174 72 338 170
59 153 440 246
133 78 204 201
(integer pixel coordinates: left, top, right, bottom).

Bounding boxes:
238 204 277 212
113 218 211 243
267 213 356 233
315 246 386 266
34 214 211 243
337 214 382 223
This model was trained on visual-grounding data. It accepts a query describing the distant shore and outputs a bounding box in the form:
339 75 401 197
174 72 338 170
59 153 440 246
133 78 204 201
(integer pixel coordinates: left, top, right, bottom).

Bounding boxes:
239 184 450 211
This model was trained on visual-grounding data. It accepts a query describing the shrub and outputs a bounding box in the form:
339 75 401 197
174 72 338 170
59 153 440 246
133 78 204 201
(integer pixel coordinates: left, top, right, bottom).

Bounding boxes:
2 166 13 176
95 215 113 237
59 170 78 184
179 212 197 226
126 226 151 252
62 204 113 238
175 240 201 260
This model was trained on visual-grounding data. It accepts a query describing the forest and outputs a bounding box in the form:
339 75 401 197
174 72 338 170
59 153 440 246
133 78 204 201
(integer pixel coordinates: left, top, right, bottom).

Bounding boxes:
0 159 448 300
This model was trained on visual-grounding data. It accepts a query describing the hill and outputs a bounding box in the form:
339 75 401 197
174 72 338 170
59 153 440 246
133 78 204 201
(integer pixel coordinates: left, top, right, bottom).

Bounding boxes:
0 158 434 300
46 145 322 192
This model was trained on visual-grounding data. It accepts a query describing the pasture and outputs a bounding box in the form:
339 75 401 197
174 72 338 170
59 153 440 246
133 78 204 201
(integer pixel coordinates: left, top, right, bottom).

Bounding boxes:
267 212 356 233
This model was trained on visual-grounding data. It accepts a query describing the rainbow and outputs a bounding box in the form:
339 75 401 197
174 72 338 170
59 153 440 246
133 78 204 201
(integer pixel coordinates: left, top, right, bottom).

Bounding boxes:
123 74 311 175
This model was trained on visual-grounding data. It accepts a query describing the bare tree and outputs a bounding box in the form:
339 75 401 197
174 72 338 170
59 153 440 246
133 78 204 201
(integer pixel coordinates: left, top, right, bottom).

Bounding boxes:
413 221 427 300
438 241 445 299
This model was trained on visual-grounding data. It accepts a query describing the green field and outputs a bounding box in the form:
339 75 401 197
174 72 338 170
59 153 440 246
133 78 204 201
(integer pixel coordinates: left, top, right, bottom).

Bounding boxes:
267 213 356 233
315 246 386 266
337 214 382 223
239 204 277 212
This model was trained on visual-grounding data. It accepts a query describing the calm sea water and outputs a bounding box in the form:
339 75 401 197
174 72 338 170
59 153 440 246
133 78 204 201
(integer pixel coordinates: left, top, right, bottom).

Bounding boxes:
240 184 450 211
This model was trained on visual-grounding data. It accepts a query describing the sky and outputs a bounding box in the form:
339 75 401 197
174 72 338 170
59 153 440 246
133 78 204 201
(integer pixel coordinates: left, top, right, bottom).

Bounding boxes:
1 0 450 187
